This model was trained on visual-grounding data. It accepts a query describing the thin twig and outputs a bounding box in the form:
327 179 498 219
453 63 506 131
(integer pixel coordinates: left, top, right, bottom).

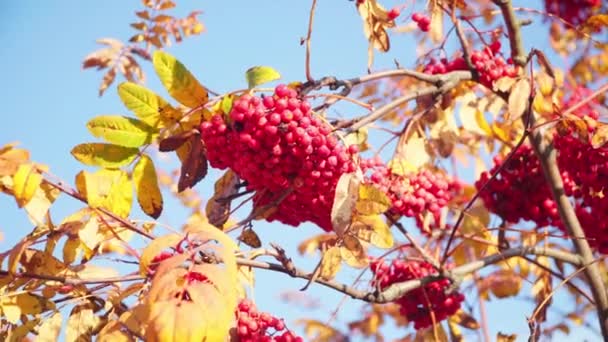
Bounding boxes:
304 0 318 82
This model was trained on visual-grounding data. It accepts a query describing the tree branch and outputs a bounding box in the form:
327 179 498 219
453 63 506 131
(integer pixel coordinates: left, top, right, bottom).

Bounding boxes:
238 246 582 304
493 0 608 338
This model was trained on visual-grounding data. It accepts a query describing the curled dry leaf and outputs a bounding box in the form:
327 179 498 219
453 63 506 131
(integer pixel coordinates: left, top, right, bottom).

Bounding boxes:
206 170 239 228
331 173 360 237
507 78 532 121
177 134 208 192
356 0 396 69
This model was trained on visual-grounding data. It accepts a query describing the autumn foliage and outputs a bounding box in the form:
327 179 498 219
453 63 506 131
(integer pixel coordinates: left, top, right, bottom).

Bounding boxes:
1 0 608 341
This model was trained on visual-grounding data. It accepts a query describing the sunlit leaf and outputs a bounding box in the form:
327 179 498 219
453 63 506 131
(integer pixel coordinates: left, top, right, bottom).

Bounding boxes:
66 302 101 342
76 169 133 217
352 214 393 248
356 184 391 215
133 154 163 219
297 234 337 256
507 78 531 121
139 233 183 276
12 163 42 208
591 123 608 149
152 51 209 108
245 66 281 89
0 143 30 177
87 115 158 147
0 293 53 324
340 235 368 268
71 143 139 168
319 246 342 280
117 82 175 127
34 311 62 342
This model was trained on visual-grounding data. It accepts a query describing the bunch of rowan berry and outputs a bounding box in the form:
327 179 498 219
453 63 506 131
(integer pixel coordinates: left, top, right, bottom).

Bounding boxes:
477 130 608 252
235 299 302 342
544 0 601 26
361 157 458 230
200 85 358 232
423 41 519 88
370 258 464 329
412 12 431 32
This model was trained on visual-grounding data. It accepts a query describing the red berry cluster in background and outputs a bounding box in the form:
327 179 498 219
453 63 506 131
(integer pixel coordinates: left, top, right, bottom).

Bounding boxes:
412 12 430 32
200 85 357 231
370 258 464 330
544 0 601 26
388 7 401 21
361 157 458 231
476 132 608 253
423 41 519 88
560 86 600 120
235 299 302 342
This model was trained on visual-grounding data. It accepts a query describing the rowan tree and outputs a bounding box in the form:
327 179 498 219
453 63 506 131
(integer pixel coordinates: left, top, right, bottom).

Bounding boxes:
1 0 607 341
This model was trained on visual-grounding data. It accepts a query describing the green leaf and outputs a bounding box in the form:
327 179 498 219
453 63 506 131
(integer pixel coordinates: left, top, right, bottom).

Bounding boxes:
71 143 139 168
87 115 158 148
152 51 208 108
133 154 163 219
245 66 281 89
117 82 170 126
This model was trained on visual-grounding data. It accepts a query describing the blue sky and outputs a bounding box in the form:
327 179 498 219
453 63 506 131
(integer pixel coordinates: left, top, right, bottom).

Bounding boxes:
0 1 599 341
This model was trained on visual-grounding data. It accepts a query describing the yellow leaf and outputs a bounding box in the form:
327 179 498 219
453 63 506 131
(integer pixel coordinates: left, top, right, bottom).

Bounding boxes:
63 237 81 264
98 321 134 342
139 233 183 276
245 66 281 89
12 163 42 208
117 82 177 127
487 269 522 298
24 181 60 225
66 302 101 342
356 184 391 215
78 216 104 251
152 51 208 108
319 246 342 280
449 310 480 330
0 293 53 324
87 115 158 148
352 214 394 248
20 249 67 277
507 78 531 121
429 0 443 43
297 234 337 255
297 319 343 341
0 143 30 177
393 135 430 170
76 169 132 217
591 123 608 149
71 143 139 168
331 173 360 236
497 332 517 342
344 127 369 152
133 154 163 219
340 235 368 268
34 311 62 342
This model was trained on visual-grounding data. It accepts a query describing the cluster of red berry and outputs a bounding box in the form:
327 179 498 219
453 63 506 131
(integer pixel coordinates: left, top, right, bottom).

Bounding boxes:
544 0 601 26
370 258 464 329
477 132 608 252
200 85 358 232
423 41 519 88
412 12 430 32
560 86 600 120
235 299 302 342
361 158 457 230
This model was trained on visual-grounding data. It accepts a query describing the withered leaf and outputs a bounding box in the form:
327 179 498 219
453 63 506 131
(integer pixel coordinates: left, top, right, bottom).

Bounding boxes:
177 134 207 192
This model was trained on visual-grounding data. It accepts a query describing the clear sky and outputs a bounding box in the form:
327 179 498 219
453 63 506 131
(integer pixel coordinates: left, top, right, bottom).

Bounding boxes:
0 1 598 341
